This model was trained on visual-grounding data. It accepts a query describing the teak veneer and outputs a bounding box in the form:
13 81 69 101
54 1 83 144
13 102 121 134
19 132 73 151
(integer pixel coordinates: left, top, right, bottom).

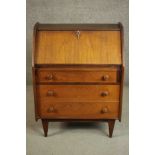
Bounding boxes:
32 23 124 137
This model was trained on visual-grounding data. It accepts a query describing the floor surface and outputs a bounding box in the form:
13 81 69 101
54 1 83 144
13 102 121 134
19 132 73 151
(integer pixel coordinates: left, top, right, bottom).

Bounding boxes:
26 85 129 155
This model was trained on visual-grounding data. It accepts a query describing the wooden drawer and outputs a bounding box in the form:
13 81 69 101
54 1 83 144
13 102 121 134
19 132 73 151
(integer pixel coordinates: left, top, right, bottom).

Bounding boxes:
36 68 119 83
37 85 120 102
39 101 119 119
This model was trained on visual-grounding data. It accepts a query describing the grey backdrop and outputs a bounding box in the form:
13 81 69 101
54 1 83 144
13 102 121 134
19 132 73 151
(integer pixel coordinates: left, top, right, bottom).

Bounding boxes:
27 0 129 85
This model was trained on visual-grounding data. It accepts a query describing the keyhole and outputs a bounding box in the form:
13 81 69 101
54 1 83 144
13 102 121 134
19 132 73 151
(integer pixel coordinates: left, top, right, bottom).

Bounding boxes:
76 30 80 39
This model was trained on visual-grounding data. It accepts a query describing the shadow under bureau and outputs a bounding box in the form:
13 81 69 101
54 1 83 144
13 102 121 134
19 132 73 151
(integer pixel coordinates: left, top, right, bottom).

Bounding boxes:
32 23 124 137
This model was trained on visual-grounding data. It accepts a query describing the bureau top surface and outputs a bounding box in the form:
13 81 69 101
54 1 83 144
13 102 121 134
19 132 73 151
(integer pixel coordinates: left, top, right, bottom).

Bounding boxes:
36 23 121 31
34 23 123 65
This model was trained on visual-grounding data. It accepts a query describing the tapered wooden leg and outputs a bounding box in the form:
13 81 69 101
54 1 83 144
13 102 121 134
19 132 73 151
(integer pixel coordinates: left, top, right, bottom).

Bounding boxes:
41 119 48 137
108 120 115 138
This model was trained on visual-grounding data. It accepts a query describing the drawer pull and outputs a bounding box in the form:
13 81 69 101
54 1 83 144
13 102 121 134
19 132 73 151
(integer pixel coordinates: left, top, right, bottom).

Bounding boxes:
46 74 53 80
47 106 55 113
47 90 54 96
101 107 108 114
101 91 109 97
102 75 109 81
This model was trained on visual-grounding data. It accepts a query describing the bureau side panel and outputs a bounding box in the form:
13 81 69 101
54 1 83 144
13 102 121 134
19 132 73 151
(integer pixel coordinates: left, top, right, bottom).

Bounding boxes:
118 22 124 121
32 67 40 121
32 23 40 121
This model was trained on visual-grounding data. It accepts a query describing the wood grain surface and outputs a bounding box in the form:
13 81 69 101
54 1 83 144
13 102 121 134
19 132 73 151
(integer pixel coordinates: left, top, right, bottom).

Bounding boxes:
36 67 119 83
37 85 120 102
35 31 121 65
32 23 124 137
39 101 119 119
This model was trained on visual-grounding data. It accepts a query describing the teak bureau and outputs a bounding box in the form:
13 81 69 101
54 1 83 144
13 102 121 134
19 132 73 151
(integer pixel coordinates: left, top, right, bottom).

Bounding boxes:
32 23 124 137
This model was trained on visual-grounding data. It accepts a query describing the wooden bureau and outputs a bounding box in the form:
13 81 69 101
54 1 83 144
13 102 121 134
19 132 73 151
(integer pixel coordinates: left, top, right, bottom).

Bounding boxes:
32 23 124 137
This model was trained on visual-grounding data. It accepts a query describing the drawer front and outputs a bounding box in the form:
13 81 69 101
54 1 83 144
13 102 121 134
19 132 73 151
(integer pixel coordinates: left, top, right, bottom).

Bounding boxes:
39 102 119 119
36 68 119 83
37 85 120 102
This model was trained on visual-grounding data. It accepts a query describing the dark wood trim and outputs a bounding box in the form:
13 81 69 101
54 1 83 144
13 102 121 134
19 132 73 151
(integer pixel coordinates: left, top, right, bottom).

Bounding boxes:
41 119 117 122
32 22 39 67
32 67 40 121
35 64 122 68
118 22 124 121
36 82 121 85
37 23 121 31
108 120 115 138
118 22 124 66
35 65 121 70
116 69 121 83
32 23 40 121
119 66 124 121
42 119 48 137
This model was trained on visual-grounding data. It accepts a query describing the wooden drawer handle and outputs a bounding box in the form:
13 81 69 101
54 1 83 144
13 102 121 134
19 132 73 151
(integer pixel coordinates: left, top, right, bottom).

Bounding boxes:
47 106 55 113
102 75 109 81
101 107 108 114
47 90 54 96
101 91 109 97
46 74 53 80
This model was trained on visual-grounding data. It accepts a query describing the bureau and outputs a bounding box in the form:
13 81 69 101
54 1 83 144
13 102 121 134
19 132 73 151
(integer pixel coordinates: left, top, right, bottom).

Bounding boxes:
32 23 124 137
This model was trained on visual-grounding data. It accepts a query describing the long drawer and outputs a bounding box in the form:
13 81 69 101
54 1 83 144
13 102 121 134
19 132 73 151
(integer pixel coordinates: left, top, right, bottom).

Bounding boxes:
37 85 120 102
36 68 119 83
39 101 119 119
